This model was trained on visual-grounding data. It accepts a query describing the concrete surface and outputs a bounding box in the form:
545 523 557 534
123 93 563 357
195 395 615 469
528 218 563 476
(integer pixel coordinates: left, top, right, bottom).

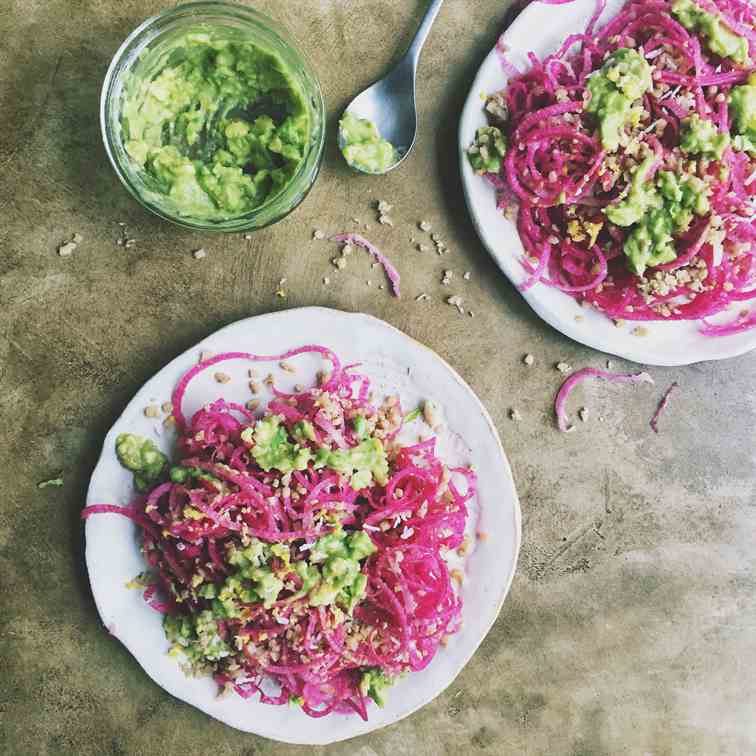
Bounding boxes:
1 1 755 754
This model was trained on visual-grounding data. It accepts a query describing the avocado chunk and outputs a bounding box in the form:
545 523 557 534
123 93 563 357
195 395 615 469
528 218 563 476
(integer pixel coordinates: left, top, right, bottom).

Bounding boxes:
115 433 167 492
680 114 731 159
586 48 652 152
467 126 508 174
672 0 749 65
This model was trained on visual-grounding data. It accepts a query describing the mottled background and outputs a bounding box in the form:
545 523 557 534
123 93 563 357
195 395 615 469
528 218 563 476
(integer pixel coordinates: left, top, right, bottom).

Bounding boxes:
1 1 755 754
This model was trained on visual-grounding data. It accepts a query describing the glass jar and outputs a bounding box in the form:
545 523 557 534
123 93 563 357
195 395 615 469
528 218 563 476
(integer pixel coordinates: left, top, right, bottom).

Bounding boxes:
100 1 326 232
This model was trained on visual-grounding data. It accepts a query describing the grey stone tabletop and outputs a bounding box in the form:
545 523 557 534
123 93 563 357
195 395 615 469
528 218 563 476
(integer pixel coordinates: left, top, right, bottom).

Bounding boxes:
1 1 755 754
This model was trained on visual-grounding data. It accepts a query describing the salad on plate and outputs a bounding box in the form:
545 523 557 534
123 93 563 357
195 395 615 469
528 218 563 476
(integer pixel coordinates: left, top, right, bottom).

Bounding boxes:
83 345 476 720
468 0 755 335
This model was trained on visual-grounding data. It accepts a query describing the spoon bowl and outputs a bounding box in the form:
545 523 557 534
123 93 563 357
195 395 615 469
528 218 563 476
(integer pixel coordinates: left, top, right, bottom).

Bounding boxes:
339 0 444 175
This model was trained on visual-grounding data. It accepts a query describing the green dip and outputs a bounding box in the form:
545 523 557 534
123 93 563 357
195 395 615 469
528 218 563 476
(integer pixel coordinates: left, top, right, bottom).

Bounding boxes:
606 157 709 276
121 30 311 220
467 126 507 174
680 113 731 159
730 73 756 154
672 0 749 66
339 113 399 174
586 48 653 152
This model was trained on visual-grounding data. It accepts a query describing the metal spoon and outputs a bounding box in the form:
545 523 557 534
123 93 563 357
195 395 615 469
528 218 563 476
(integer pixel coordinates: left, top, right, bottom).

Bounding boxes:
339 0 445 175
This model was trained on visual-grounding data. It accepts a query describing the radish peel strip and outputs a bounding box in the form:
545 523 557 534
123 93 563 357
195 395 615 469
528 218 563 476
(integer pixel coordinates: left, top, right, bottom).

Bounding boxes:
555 368 655 432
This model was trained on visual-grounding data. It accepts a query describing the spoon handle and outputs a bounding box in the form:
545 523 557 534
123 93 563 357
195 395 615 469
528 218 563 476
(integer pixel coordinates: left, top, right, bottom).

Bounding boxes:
405 0 445 71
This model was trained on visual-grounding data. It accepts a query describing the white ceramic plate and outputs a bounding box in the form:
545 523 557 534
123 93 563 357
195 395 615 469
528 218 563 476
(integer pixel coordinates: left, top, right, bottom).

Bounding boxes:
85 307 521 745
459 0 756 366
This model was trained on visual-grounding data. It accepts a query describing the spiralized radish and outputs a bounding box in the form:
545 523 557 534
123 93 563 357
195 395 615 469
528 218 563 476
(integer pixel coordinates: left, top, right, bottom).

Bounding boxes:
554 367 655 431
481 0 756 334
82 347 474 719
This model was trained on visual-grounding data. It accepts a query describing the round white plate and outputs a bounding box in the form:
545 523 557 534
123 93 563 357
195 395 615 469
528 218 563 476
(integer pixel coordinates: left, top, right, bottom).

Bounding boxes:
459 0 756 366
85 307 521 745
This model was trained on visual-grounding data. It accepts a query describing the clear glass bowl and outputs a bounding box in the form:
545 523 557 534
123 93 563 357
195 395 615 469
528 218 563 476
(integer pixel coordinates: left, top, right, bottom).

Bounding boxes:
100 2 326 232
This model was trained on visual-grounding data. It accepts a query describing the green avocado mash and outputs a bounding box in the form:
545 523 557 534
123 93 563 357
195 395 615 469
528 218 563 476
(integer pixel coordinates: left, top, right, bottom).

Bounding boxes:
607 159 710 275
605 155 657 228
169 465 220 488
242 416 313 474
115 433 168 491
359 668 395 707
241 414 389 490
730 73 756 154
339 113 399 174
586 48 652 152
680 114 731 159
315 437 389 490
672 0 749 66
181 528 376 627
121 30 311 220
467 126 507 174
165 610 231 663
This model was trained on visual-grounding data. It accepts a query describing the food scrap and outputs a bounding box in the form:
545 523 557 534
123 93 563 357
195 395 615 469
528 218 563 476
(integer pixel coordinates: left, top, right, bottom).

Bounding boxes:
37 476 64 489
554 367 655 432
330 233 401 297
650 381 680 433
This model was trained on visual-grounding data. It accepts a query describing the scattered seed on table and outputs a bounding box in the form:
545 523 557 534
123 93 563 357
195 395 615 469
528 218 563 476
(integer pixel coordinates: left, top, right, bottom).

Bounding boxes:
214 372 231 384
523 354 535 366
447 295 464 314
144 404 160 418
556 362 572 373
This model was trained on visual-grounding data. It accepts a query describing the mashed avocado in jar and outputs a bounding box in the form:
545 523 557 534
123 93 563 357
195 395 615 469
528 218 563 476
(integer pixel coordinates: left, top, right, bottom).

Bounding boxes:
120 29 311 220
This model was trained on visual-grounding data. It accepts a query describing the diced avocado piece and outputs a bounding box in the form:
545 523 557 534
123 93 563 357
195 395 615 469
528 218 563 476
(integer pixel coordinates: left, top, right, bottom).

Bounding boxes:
730 73 756 155
317 437 389 490
586 48 652 152
115 433 168 492
672 0 749 65
359 668 395 707
680 114 731 159
467 126 507 174
246 416 313 473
